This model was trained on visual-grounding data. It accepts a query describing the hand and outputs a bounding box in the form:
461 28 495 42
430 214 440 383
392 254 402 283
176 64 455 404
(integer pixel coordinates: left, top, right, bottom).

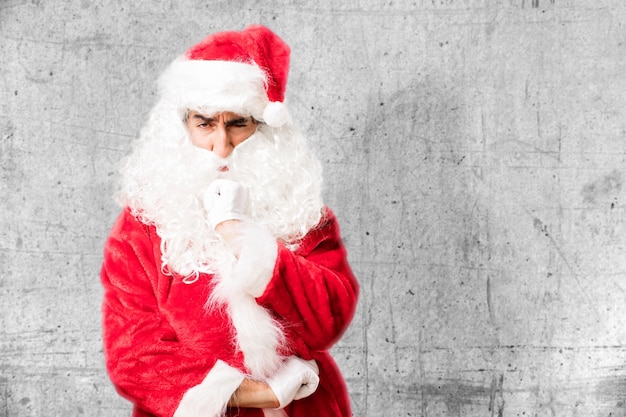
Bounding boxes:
228 378 280 409
266 356 320 409
202 179 248 230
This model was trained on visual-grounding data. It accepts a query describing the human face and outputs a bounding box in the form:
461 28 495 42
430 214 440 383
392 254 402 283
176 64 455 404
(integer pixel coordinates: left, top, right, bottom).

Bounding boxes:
185 110 258 158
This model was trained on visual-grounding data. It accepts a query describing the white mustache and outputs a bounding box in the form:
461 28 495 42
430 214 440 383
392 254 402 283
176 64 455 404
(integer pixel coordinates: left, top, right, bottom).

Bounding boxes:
195 148 230 172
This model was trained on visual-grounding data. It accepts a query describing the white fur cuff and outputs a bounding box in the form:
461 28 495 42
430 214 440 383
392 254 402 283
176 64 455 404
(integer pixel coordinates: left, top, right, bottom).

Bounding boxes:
174 360 244 417
233 225 278 298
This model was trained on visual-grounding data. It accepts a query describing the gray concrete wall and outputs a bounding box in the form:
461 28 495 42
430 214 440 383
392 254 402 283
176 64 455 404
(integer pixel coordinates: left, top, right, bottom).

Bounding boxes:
2 1 625 416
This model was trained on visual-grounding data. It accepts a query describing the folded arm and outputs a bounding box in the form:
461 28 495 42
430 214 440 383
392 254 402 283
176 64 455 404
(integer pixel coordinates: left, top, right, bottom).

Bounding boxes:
102 210 245 417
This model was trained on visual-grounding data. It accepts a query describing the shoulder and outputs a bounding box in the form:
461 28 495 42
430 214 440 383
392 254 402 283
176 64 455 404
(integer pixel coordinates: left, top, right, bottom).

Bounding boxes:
293 206 343 256
104 207 160 257
102 207 162 277
108 207 154 239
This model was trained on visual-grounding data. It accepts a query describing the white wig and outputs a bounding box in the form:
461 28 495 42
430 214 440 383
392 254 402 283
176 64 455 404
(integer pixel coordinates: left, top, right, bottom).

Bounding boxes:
115 97 324 279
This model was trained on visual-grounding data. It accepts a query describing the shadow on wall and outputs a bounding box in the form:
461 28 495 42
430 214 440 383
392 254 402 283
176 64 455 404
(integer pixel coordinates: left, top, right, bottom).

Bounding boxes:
352 74 514 415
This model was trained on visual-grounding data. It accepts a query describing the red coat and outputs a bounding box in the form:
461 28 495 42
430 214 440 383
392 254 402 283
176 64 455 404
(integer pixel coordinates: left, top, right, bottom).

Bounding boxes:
101 207 359 417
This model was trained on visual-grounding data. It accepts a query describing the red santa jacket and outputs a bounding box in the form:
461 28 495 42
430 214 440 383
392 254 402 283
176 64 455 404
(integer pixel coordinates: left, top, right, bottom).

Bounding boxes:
101 206 359 417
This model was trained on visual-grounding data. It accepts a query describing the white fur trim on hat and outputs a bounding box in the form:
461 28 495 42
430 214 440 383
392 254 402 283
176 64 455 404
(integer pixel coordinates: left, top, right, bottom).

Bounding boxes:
159 58 290 127
263 101 291 127
159 59 269 120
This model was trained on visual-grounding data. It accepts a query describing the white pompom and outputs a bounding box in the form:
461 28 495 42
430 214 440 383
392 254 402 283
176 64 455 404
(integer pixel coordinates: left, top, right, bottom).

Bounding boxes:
263 101 291 127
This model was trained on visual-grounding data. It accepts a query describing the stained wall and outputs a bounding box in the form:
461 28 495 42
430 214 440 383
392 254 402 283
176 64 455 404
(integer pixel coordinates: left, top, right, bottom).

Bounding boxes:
1 1 626 416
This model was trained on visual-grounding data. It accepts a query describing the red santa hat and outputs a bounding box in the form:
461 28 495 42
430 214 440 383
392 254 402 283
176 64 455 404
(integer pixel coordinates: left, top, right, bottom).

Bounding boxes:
158 25 291 127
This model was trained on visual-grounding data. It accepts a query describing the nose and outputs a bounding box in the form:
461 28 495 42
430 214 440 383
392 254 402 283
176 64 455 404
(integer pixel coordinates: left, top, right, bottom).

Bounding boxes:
210 123 234 159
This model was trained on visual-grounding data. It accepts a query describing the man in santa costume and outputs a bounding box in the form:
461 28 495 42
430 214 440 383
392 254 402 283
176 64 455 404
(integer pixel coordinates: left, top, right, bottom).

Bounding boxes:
100 25 359 417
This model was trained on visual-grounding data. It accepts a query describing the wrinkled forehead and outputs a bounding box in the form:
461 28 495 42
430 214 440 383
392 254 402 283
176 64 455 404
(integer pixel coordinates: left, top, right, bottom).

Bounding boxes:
183 109 255 122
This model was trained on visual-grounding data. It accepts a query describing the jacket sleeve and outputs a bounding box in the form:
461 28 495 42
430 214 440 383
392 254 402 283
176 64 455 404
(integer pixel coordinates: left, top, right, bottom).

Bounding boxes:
100 209 244 417
256 208 359 351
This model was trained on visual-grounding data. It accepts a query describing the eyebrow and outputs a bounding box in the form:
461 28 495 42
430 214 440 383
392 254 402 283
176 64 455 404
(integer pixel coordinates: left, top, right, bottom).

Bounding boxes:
225 117 250 126
190 114 251 126
190 114 213 123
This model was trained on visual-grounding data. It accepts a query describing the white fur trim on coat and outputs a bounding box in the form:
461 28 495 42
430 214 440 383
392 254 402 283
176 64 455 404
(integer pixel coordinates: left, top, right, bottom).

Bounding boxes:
174 360 244 417
211 224 283 379
233 224 278 298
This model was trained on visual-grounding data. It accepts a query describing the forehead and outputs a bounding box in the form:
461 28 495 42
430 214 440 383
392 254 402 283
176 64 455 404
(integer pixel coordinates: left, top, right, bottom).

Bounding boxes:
187 109 250 119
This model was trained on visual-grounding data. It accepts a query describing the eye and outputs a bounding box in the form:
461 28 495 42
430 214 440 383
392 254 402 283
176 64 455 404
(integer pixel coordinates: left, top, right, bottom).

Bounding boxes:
196 121 213 129
229 118 252 128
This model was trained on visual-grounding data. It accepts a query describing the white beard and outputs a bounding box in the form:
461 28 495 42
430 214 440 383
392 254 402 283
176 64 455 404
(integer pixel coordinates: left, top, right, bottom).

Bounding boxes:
117 117 324 279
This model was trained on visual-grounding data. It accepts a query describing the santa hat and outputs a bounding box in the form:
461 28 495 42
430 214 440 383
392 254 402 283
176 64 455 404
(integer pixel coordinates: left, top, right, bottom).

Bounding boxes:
158 25 291 127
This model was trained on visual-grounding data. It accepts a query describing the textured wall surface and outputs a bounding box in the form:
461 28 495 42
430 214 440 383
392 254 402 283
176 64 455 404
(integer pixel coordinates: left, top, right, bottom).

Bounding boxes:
2 1 626 416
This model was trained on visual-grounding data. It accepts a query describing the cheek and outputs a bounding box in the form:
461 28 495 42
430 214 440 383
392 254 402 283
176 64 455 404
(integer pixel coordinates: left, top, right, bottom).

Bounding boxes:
189 129 211 150
234 126 258 147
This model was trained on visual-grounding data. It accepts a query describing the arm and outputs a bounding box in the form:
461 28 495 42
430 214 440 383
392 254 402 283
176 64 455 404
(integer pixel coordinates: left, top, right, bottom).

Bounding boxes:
217 208 359 352
101 209 245 417
228 378 279 408
258 209 359 350
203 181 359 351
228 356 319 410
